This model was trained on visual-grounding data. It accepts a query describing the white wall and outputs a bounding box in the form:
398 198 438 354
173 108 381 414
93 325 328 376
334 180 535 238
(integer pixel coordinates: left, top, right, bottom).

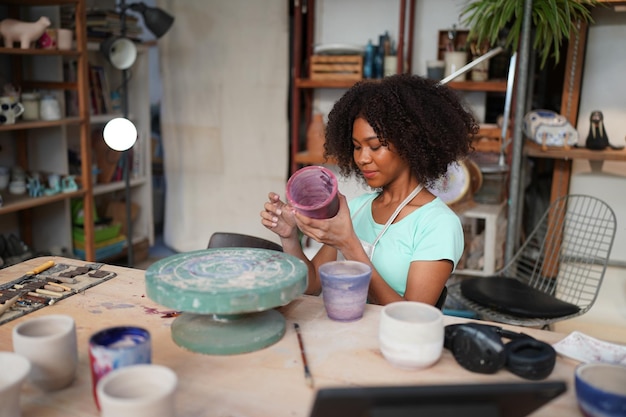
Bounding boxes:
570 8 626 265
554 8 626 340
157 0 289 252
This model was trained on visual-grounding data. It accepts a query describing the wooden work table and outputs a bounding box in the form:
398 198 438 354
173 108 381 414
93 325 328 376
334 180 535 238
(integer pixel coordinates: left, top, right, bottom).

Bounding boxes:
0 256 584 417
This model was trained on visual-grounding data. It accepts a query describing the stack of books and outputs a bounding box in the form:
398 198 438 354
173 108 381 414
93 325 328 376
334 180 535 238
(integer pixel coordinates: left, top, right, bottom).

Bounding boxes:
86 9 143 41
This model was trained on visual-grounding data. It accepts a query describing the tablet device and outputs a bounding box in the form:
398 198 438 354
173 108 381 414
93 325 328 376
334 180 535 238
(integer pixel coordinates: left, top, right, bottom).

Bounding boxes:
309 381 567 417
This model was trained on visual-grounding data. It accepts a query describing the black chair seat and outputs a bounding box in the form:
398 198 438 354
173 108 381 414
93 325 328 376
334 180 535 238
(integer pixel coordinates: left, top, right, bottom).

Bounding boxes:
460 277 580 318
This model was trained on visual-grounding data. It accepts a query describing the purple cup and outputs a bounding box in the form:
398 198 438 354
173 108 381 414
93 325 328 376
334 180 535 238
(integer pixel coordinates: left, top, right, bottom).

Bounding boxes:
286 166 339 219
319 261 372 322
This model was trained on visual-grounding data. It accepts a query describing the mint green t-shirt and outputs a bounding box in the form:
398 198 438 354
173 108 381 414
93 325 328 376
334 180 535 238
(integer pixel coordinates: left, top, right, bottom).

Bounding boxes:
348 192 464 296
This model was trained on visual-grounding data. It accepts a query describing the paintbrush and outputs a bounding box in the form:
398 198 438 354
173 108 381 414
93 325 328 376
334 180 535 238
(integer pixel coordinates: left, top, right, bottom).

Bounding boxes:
294 323 314 388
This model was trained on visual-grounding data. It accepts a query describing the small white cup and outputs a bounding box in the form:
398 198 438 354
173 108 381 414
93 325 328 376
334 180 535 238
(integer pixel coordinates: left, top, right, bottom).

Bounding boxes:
97 364 177 417
57 28 73 50
0 351 31 417
12 314 78 391
379 301 444 369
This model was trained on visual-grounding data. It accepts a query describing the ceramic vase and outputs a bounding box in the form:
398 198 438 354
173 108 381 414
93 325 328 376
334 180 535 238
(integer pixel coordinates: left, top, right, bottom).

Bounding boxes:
306 113 326 157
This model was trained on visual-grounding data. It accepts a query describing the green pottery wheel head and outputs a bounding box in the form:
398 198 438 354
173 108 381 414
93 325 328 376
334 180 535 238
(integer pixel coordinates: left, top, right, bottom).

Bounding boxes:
145 248 307 315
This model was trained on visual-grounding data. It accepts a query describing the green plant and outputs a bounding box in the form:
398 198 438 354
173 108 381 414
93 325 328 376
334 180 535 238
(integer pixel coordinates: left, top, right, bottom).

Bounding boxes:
460 0 598 68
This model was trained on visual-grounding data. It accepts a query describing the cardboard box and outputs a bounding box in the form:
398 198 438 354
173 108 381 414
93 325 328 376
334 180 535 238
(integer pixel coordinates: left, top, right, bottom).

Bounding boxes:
105 201 139 236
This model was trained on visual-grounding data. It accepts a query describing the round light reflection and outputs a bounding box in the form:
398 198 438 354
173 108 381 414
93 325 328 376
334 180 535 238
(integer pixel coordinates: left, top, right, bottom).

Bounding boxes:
103 117 137 151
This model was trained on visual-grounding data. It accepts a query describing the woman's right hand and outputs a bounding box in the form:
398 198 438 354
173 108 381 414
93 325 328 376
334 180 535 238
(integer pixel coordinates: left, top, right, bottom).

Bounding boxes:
260 192 297 239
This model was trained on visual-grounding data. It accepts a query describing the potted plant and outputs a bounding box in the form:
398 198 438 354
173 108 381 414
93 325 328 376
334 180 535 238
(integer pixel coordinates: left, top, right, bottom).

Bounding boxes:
460 0 598 67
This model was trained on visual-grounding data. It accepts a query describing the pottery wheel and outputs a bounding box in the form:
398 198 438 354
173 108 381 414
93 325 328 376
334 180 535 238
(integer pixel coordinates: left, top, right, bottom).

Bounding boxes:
145 248 307 355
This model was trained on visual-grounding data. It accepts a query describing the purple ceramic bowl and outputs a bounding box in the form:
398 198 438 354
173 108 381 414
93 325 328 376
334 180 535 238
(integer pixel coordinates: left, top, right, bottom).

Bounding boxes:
286 166 339 219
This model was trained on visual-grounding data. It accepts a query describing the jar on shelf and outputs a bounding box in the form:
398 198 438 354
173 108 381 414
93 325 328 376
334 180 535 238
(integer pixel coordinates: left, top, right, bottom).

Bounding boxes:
21 92 40 120
306 113 326 157
40 95 61 121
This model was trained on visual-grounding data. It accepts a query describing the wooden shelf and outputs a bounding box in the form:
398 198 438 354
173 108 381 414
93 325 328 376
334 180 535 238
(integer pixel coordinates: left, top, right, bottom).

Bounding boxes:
295 78 360 89
295 77 508 92
293 152 336 165
2 0 78 4
93 177 148 196
0 189 85 215
0 47 80 56
446 80 507 92
524 141 626 161
0 118 82 131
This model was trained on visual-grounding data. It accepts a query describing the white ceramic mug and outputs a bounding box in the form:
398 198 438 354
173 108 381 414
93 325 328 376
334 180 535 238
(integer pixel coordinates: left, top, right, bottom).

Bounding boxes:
379 301 444 369
0 96 24 125
12 314 78 391
0 351 31 417
97 364 177 417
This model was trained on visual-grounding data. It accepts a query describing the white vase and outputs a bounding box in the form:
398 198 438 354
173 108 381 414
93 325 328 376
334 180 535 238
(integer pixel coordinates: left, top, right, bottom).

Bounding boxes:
444 51 468 82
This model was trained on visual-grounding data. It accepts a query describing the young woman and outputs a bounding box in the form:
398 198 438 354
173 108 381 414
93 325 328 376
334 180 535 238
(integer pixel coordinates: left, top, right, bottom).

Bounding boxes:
261 74 477 306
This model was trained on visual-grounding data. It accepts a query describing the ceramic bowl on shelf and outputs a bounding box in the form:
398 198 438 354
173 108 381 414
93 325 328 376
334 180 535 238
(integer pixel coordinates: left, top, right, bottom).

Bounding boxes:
9 180 26 195
575 362 626 417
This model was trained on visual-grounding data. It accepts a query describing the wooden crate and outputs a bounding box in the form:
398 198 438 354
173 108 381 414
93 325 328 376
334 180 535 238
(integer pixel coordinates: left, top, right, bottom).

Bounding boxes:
310 55 363 81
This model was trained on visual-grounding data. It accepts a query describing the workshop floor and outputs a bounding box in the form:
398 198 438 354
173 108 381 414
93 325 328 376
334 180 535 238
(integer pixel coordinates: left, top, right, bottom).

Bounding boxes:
134 234 177 270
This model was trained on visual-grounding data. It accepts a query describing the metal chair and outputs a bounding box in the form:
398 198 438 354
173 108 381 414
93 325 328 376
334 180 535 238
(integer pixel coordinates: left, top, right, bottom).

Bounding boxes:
207 232 283 252
447 194 617 327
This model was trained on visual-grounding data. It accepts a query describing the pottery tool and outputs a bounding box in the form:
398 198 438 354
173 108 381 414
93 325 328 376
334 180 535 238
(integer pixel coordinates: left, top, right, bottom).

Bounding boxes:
45 281 73 292
17 260 56 282
34 288 64 298
0 293 22 317
294 323 313 388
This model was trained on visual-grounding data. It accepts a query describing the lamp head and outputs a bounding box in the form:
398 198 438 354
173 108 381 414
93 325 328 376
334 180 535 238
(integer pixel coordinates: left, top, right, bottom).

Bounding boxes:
129 2 174 39
103 118 137 151
100 37 137 70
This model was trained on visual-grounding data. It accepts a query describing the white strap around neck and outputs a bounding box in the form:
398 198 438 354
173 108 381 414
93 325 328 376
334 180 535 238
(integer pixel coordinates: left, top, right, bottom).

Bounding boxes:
370 184 424 254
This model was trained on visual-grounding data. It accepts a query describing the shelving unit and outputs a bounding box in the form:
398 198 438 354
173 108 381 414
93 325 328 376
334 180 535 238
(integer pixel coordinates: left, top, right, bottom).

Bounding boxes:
82 40 154 258
290 2 512 173
0 0 153 264
289 0 415 174
0 0 94 261
456 202 507 277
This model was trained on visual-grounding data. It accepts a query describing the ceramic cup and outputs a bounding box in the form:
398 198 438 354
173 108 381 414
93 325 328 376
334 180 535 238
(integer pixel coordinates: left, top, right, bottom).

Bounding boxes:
96 364 177 417
319 260 372 322
57 29 73 50
286 166 339 219
426 60 445 80
12 314 78 391
0 351 31 417
379 301 444 369
89 326 151 409
575 362 626 417
444 51 468 82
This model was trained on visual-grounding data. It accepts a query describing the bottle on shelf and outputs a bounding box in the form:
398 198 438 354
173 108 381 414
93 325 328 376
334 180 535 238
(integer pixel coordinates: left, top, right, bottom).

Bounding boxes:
306 113 326 158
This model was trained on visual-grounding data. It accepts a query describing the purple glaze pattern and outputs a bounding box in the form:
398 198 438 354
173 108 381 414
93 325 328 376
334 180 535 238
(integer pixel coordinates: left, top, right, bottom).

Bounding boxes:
319 261 372 322
286 166 339 219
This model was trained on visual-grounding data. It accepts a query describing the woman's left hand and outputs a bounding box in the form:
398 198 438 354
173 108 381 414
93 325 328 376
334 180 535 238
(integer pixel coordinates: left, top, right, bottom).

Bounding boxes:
294 193 359 254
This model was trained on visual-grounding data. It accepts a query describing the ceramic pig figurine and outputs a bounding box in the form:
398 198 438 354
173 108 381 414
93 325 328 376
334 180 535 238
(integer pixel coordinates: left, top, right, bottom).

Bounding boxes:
0 17 51 49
